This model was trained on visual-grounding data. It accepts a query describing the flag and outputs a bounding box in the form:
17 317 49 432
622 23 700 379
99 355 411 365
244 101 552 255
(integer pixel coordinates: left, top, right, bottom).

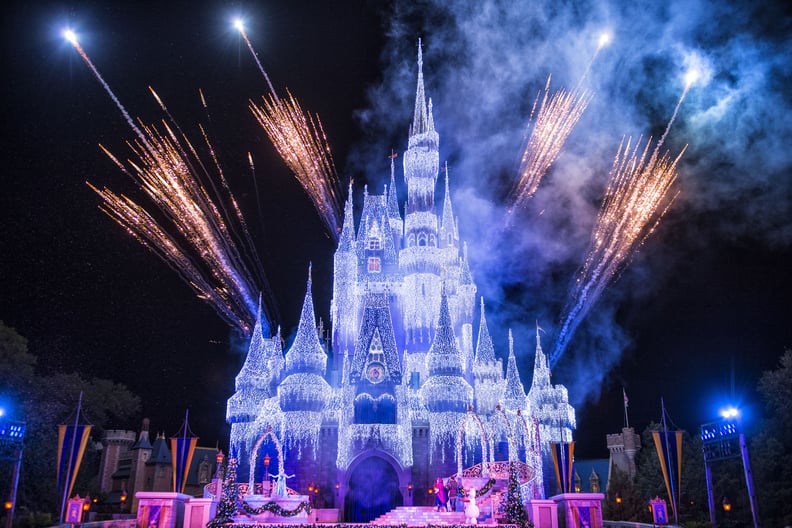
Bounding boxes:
171 435 198 493
652 430 683 520
56 424 93 502
550 441 575 493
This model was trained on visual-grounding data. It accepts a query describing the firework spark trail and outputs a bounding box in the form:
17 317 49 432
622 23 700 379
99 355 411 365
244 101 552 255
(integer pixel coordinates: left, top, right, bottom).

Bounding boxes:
234 21 277 97
573 32 611 94
250 90 343 238
506 76 592 219
66 30 270 335
63 30 149 149
234 21 343 240
550 77 696 366
550 136 687 367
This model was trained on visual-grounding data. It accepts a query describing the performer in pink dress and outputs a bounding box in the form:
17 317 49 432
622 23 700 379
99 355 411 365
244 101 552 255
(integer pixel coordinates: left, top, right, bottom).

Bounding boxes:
434 478 448 512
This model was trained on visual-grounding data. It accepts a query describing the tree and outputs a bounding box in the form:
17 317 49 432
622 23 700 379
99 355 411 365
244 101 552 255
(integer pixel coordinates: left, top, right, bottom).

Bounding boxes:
0 321 141 522
502 461 532 528
751 348 792 526
602 468 646 521
633 424 709 526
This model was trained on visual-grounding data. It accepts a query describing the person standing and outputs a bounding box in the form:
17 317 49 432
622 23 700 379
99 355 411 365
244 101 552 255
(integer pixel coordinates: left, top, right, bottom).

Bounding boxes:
447 476 459 511
434 478 448 512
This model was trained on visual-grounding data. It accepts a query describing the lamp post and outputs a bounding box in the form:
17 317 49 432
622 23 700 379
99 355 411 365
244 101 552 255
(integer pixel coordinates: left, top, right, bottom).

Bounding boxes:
0 411 26 528
701 407 759 528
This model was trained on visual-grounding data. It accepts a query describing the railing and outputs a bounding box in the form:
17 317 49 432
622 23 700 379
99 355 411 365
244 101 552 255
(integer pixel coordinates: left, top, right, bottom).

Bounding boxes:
459 460 533 482
203 481 299 499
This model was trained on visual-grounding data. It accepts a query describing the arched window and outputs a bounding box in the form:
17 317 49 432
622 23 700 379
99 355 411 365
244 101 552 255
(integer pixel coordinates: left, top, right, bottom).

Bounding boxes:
418 233 427 246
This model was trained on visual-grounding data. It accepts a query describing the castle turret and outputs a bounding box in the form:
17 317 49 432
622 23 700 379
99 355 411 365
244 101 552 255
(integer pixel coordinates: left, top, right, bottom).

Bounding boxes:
527 324 576 449
386 155 403 249
472 298 503 414
421 290 473 455
277 267 331 447
332 184 359 351
228 298 273 424
501 330 527 412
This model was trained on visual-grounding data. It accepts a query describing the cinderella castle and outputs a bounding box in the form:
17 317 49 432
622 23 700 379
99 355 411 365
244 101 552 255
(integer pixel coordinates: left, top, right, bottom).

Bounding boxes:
226 42 577 522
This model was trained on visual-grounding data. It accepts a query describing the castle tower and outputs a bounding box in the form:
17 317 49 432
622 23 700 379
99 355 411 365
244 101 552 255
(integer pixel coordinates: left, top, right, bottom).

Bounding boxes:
386 155 404 250
331 184 359 352
98 429 135 495
606 427 641 480
127 419 153 513
400 39 442 349
227 298 273 424
421 290 473 461
527 324 576 447
472 298 503 415
278 266 331 449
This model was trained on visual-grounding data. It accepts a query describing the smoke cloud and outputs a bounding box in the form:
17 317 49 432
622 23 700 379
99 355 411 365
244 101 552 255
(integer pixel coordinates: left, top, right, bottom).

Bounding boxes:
347 0 792 408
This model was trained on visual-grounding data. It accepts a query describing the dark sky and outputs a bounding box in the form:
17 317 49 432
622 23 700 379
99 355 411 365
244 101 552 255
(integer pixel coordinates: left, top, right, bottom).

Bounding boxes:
1 0 790 459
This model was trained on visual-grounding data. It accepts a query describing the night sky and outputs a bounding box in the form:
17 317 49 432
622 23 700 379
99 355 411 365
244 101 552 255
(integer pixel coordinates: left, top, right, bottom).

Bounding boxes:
2 0 790 459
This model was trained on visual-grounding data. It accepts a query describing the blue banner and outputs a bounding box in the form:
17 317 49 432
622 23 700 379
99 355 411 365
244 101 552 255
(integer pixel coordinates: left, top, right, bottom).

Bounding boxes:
171 435 198 493
652 430 683 520
550 441 575 493
56 424 92 501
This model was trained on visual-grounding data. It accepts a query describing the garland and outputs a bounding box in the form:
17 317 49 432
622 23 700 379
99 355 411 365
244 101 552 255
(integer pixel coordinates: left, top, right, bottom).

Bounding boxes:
238 498 312 518
463 478 495 497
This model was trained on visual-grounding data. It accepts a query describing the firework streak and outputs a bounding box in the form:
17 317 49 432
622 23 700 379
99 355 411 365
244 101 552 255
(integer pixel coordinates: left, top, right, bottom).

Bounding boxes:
250 90 343 239
507 77 592 218
235 24 342 240
66 33 270 335
550 136 686 366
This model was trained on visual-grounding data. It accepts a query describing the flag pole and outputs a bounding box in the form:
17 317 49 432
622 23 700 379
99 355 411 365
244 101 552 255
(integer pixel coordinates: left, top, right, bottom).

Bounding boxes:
59 392 83 524
661 398 679 525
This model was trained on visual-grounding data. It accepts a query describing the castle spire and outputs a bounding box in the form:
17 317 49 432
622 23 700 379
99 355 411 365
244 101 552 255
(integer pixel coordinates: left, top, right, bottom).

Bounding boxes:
440 162 455 238
426 289 464 376
410 38 429 137
532 321 551 388
501 329 527 410
474 297 496 363
337 182 356 252
387 152 401 221
283 265 327 376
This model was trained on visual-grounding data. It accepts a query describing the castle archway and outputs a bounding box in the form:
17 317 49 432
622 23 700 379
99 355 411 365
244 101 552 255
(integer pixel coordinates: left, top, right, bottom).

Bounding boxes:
343 453 404 522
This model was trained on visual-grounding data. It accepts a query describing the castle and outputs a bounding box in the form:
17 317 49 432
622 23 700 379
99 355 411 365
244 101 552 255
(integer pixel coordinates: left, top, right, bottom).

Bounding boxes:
226 42 577 522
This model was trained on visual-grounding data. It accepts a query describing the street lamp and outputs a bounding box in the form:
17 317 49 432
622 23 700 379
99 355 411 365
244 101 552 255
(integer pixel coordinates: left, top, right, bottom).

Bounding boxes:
0 411 26 528
722 497 731 512
263 453 271 478
701 406 759 528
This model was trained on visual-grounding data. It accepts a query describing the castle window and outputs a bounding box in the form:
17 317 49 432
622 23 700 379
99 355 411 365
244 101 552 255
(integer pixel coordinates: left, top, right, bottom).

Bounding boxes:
407 234 415 247
418 233 427 246
368 257 381 273
368 237 381 250
447 233 453 245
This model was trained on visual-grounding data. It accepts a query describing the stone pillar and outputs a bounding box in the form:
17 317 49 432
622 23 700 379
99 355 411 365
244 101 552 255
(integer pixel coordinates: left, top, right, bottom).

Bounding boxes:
551 493 604 528
136 492 192 528
527 499 558 528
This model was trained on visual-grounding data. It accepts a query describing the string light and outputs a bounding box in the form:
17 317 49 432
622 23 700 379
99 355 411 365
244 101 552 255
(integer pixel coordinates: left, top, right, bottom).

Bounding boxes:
227 41 576 496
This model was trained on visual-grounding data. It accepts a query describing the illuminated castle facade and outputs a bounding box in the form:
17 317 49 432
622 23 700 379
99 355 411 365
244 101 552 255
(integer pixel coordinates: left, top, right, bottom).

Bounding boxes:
226 44 576 521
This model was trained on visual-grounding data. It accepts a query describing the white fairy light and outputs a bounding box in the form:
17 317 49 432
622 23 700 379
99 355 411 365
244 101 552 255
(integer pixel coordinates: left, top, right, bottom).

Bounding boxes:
226 41 578 498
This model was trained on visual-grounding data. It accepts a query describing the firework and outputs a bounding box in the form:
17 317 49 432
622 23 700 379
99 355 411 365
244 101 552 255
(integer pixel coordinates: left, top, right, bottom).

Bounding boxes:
234 20 343 240
506 77 592 218
506 33 611 222
550 75 697 366
65 29 272 335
